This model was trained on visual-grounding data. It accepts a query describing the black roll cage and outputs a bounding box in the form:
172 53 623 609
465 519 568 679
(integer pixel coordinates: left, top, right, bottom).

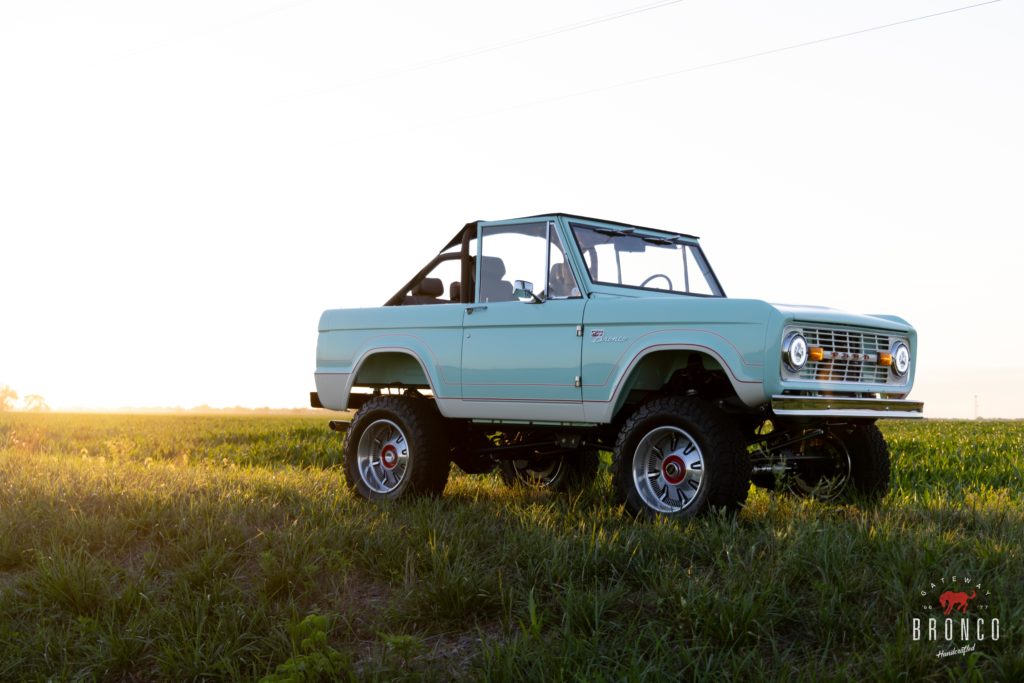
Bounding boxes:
384 221 478 306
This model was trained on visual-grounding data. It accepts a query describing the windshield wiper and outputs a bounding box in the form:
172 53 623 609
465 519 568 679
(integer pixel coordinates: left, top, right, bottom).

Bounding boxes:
639 235 675 246
593 227 634 237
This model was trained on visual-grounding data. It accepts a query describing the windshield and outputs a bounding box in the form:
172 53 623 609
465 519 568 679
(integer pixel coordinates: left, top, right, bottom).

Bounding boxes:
570 223 724 297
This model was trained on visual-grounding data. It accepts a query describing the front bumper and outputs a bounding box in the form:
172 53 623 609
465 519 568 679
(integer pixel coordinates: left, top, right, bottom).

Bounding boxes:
771 395 924 419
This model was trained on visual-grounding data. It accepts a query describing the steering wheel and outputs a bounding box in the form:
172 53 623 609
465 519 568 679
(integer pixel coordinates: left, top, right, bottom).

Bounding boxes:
640 273 673 289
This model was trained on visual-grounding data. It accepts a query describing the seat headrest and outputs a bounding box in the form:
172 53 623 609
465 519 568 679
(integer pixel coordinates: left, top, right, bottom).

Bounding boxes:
550 262 572 279
479 255 506 279
412 277 444 297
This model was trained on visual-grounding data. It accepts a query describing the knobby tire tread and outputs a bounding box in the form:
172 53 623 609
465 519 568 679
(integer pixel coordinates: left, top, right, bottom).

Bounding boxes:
344 395 450 499
611 396 750 518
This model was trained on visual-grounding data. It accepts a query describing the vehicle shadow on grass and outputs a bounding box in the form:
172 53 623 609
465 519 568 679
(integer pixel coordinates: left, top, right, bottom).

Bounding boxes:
400 472 1024 681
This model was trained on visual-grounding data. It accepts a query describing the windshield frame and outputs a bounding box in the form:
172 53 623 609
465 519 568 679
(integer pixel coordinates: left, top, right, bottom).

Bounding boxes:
568 221 726 298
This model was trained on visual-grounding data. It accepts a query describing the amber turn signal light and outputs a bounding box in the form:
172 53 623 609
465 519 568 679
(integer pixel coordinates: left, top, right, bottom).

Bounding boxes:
808 347 825 362
878 352 893 367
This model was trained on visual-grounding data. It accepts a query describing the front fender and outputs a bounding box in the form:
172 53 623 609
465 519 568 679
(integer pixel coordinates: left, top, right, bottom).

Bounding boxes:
580 296 775 422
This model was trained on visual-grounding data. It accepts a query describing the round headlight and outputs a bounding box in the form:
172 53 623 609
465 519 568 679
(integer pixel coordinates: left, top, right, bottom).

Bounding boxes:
892 341 911 377
783 332 809 372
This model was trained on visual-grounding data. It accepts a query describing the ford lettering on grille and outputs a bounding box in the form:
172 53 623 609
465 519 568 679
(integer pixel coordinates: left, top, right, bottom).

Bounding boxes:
792 327 895 384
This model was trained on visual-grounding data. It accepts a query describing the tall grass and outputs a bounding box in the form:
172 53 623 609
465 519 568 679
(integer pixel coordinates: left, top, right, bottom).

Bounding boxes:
1 413 1021 681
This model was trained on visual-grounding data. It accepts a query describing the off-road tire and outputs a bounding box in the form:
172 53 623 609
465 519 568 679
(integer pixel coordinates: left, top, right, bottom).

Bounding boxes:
611 396 750 519
838 423 890 502
343 395 450 501
450 431 498 475
772 423 890 503
498 451 600 493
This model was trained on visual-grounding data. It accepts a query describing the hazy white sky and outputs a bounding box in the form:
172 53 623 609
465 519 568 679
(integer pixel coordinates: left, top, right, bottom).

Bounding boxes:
1 0 1021 417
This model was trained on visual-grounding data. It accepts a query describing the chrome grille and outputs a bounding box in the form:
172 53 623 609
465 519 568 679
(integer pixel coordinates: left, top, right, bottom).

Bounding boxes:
797 327 893 384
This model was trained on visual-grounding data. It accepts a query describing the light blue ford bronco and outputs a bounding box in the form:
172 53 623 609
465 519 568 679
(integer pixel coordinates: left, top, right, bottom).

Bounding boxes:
312 214 922 518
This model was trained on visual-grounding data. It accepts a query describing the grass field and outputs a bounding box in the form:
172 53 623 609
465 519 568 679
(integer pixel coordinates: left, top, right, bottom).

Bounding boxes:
1 413 1022 681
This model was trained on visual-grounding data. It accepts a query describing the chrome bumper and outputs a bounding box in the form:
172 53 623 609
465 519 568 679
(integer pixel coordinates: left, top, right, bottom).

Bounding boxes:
771 395 924 419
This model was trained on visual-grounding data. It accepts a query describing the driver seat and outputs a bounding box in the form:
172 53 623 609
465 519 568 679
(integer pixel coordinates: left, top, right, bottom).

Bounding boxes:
478 256 513 302
547 262 577 298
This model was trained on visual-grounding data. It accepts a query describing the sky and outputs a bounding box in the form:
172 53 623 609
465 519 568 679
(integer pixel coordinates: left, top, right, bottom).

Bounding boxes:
1 0 1021 417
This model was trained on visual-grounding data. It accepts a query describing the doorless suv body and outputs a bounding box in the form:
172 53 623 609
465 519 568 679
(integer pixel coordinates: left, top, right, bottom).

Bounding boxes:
313 214 922 518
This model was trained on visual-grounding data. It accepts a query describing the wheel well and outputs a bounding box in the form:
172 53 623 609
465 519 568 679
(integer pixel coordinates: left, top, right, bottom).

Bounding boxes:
353 352 432 390
611 350 740 420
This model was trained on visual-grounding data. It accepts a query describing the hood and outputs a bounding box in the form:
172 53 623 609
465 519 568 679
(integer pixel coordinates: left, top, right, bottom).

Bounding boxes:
770 303 912 333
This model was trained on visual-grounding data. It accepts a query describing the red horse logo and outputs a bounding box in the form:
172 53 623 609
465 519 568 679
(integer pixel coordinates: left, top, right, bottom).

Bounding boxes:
939 590 977 615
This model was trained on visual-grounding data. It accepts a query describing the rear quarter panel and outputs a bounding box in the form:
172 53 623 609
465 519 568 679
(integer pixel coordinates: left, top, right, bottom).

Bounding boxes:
315 305 464 409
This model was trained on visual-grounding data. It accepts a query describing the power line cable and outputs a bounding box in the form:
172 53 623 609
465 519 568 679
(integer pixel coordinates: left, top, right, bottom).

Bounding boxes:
334 0 1002 146
270 0 689 105
375 0 688 74
569 0 1003 100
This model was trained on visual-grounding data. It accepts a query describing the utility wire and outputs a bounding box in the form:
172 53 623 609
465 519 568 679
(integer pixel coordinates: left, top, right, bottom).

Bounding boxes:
569 0 1003 100
372 0 688 75
270 0 689 105
334 0 1002 147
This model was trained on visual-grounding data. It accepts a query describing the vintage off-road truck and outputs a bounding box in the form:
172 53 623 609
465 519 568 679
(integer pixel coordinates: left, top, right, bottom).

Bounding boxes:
312 214 922 518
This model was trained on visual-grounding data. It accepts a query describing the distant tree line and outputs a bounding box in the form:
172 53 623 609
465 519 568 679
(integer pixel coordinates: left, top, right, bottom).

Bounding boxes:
0 385 49 412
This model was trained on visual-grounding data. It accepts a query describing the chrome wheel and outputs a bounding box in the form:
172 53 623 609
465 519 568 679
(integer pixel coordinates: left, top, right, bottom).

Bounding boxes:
631 426 705 514
498 445 600 494
356 419 410 494
788 433 852 502
508 456 564 487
